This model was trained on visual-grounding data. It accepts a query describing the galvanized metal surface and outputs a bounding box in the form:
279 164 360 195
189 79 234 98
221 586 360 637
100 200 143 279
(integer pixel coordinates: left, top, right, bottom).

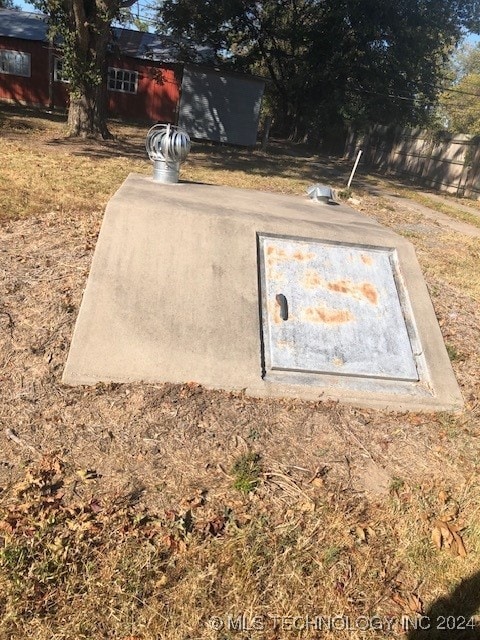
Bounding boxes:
306 184 336 204
259 235 419 381
146 123 191 183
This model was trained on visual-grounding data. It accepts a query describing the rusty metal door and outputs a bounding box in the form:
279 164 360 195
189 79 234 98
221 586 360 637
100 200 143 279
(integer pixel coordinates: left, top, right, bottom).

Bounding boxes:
258 234 419 381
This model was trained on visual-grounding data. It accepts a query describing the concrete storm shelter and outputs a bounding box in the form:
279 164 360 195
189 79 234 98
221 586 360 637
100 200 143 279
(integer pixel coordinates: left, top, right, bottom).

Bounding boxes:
63 175 463 411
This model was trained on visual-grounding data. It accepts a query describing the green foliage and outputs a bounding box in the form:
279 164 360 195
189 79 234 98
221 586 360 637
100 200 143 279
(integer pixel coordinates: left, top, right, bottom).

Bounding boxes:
231 452 262 493
439 43 480 135
389 477 405 495
337 188 353 200
445 342 465 362
31 0 135 136
32 0 116 96
118 7 151 33
322 545 343 568
156 0 480 139
440 73 480 136
453 42 480 78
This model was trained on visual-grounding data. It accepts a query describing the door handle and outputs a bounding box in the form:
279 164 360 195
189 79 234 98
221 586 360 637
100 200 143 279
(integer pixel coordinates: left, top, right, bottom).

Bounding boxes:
275 294 289 321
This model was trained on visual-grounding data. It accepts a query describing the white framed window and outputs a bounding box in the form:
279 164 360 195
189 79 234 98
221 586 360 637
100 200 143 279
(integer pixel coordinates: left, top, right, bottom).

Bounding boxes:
0 49 31 77
53 57 69 83
107 67 138 94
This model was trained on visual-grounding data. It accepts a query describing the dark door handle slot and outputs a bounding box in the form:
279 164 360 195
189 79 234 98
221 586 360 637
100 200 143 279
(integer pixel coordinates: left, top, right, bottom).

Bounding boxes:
276 294 289 321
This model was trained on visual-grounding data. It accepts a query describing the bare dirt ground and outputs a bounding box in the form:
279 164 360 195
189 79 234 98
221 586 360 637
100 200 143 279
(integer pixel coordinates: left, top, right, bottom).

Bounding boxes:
1 106 480 638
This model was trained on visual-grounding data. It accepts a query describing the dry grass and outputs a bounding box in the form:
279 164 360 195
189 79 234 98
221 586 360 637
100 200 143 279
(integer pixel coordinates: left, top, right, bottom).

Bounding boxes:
355 172 480 227
1 456 480 639
395 189 480 230
1 104 480 639
0 107 149 223
350 194 480 302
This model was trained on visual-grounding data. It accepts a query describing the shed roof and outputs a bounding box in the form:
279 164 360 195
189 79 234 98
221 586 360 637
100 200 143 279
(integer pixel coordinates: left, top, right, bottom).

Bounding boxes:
0 8 48 41
111 28 214 64
0 8 214 63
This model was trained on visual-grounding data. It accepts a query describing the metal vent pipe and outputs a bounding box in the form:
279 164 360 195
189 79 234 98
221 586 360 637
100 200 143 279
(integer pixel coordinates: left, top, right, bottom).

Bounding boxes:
146 123 191 184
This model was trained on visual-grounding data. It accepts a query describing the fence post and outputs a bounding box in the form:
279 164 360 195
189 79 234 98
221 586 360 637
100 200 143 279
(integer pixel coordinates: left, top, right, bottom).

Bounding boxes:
343 126 354 159
420 132 434 184
362 126 372 166
464 137 480 198
261 116 273 152
386 126 399 174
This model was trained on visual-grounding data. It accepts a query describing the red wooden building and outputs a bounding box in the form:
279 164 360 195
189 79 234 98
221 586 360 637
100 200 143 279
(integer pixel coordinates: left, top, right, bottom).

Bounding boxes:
0 9 265 145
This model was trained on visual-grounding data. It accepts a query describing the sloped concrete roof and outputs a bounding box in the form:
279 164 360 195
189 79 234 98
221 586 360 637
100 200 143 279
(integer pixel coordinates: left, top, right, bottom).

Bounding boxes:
62 175 463 412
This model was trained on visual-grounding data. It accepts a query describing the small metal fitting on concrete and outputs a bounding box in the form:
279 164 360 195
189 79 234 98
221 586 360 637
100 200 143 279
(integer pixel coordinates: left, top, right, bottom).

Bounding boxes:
146 123 191 183
307 183 336 204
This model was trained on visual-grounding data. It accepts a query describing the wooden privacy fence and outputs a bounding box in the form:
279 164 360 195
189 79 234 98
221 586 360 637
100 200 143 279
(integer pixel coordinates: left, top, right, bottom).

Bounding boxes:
344 125 480 199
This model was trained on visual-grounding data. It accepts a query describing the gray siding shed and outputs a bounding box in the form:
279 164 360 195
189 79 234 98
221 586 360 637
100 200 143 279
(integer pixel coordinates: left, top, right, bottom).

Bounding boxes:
178 64 264 146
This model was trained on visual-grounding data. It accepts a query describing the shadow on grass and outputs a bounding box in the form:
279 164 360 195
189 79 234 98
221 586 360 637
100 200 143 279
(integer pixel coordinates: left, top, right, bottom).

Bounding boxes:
407 572 480 639
43 134 351 181
0 102 67 126
46 136 148 160
0 104 382 186
32 116 352 181
186 140 354 184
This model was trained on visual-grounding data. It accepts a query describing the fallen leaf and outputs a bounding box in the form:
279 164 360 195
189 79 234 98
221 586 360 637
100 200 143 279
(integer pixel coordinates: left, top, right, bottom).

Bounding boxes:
439 514 455 523
355 526 367 543
444 504 460 519
299 500 316 513
0 521 13 534
438 490 449 504
391 593 407 609
391 593 424 615
450 525 467 558
432 526 443 550
155 574 168 588
432 519 467 557
407 594 424 615
204 515 226 536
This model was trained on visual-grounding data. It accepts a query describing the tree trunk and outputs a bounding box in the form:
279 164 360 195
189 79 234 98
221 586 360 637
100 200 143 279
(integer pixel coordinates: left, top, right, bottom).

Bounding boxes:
66 0 114 139
67 81 112 139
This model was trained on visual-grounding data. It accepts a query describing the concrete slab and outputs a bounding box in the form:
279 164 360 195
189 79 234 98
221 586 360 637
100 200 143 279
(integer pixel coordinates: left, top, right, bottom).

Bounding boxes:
62 174 463 411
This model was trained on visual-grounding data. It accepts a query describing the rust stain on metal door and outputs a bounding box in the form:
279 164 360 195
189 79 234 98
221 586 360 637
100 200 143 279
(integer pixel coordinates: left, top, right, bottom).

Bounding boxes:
258 234 419 381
